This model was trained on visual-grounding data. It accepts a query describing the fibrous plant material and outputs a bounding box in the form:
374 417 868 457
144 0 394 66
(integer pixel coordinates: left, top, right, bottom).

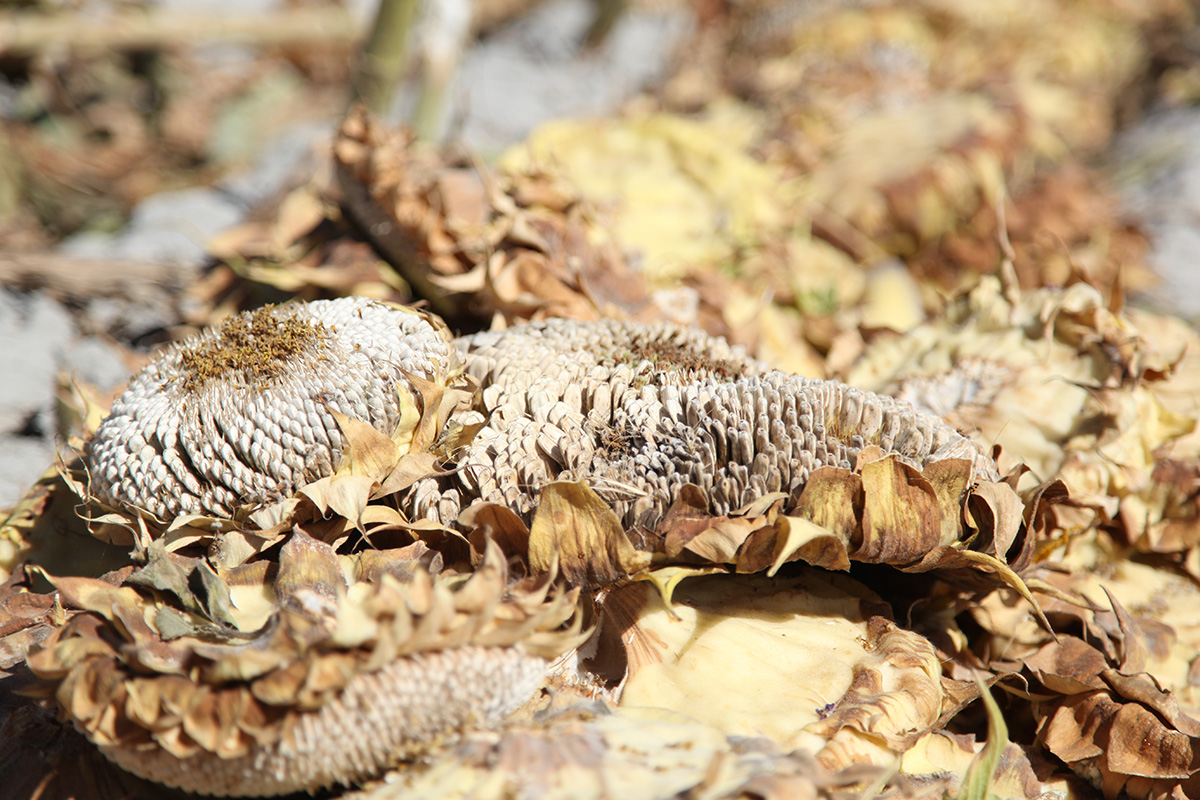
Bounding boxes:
409 316 1000 528
86 297 457 521
24 538 584 797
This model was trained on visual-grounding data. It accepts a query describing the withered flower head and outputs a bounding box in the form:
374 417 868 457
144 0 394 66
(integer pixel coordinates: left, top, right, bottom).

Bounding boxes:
86 301 997 535
87 297 456 521
414 317 1001 527
26 542 584 797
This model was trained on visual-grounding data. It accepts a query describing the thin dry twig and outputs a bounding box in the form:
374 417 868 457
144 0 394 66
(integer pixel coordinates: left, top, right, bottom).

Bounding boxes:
0 8 360 56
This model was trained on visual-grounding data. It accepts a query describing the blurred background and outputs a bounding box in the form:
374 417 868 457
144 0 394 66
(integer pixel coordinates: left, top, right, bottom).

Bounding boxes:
1 0 1199 506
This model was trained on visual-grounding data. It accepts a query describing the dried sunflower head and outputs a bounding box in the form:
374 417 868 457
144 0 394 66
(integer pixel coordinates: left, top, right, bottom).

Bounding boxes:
412 317 1001 529
25 539 585 797
86 297 457 522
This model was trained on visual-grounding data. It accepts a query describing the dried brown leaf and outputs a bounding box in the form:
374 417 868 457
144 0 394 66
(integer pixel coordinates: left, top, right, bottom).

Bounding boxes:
769 516 852 574
528 481 650 587
275 528 345 604
460 501 531 564
858 455 944 563
329 409 401 480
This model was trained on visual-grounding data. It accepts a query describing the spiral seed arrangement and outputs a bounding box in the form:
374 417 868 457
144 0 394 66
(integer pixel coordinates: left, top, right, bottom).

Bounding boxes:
88 298 997 528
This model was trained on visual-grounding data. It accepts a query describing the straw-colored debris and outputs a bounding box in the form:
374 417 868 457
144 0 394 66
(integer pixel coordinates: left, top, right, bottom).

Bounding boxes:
5 297 1039 798
848 274 1200 557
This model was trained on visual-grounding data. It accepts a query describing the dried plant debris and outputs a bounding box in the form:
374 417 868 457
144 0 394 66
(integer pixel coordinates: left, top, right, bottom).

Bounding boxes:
333 107 658 325
501 109 1149 377
495 108 867 367
0 687 189 800
230 96 1147 381
499 112 791 287
345 570 1062 800
848 274 1200 556
348 705 863 800
22 538 584 797
482 0 1175 362
4 36 351 240
676 0 1171 279
615 571 944 757
456 448 1032 592
967 559 1200 800
408 316 1002 533
6 294 1161 800
349 704 1033 800
908 162 1151 299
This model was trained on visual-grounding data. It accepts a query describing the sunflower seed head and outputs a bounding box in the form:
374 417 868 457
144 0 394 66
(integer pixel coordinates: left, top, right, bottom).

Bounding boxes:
100 645 548 797
460 317 771 396
87 298 456 521
26 544 585 796
413 318 999 528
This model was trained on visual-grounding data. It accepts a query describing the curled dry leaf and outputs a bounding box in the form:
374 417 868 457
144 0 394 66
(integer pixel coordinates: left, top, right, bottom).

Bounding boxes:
613 570 942 776
0 463 138 582
1006 542 1200 712
0 570 70 670
455 431 1030 604
1012 639 1200 799
964 544 1200 799
528 481 651 588
653 452 1035 590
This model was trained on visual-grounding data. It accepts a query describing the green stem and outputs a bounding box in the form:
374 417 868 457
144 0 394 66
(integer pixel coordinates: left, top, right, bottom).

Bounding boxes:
583 0 626 49
353 0 422 116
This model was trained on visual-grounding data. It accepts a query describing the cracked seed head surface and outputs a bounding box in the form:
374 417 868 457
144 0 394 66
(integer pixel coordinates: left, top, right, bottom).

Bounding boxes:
87 297 455 521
